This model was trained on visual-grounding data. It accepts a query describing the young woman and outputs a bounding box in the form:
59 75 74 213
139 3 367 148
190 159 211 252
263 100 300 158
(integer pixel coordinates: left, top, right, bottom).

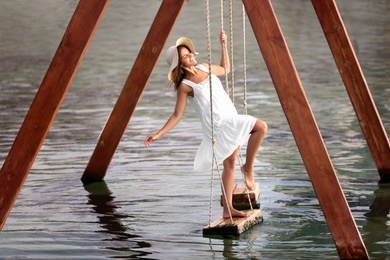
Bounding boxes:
144 31 267 218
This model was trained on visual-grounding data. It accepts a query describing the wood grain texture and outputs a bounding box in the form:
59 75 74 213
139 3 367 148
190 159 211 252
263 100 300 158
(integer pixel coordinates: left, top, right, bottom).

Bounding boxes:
242 0 369 258
203 209 263 236
0 0 110 231
82 0 186 184
312 0 390 183
220 183 260 210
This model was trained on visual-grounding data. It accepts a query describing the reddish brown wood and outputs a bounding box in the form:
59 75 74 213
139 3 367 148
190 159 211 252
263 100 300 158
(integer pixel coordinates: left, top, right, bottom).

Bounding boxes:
242 0 369 258
203 209 263 236
312 0 390 183
220 183 260 209
0 0 109 231
81 0 186 184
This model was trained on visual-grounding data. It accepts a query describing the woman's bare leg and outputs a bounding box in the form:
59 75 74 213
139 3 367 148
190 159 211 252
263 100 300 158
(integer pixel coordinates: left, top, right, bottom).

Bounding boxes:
241 119 267 190
222 148 249 218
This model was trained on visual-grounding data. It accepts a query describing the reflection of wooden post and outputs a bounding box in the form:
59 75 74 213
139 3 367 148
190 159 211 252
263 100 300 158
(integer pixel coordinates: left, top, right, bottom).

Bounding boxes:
0 0 109 231
312 0 390 183
242 0 369 259
81 0 186 184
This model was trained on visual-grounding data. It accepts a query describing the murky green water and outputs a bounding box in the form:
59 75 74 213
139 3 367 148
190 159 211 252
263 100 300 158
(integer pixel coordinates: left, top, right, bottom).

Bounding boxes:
1 0 389 259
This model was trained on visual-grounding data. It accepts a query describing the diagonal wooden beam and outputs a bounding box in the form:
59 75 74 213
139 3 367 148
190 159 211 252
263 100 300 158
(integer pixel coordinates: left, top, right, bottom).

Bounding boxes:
81 0 186 184
312 0 390 183
0 0 110 231
242 0 369 258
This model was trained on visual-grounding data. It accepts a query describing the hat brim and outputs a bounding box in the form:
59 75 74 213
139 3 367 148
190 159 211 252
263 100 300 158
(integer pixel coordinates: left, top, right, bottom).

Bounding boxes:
167 37 199 81
167 46 179 77
176 37 198 57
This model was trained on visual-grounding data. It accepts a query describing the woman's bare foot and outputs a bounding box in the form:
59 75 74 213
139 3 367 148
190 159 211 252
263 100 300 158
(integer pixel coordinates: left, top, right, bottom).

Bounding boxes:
223 208 250 219
241 165 255 191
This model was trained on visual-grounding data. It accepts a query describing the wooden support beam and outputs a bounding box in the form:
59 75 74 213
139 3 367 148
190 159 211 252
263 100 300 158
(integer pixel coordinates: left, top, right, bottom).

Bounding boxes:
242 0 369 259
0 0 109 231
81 0 186 184
312 0 390 183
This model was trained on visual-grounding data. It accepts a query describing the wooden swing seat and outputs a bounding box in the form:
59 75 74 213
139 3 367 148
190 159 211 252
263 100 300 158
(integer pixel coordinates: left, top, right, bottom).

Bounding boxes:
220 182 260 210
203 209 263 236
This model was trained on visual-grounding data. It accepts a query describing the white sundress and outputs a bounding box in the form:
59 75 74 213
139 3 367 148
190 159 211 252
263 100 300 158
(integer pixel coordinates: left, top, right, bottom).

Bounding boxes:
182 64 257 172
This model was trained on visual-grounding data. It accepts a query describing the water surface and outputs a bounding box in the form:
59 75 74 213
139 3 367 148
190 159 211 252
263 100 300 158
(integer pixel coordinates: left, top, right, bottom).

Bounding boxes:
1 0 389 259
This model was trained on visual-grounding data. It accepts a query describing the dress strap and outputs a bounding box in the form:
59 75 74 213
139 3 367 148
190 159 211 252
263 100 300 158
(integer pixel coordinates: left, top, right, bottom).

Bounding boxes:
196 64 209 73
181 79 197 89
181 64 209 88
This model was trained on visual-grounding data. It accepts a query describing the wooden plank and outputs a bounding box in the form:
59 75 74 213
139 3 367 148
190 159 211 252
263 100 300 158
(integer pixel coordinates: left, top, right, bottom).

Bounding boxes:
312 0 390 183
0 0 110 231
220 183 260 209
81 0 186 184
242 0 369 259
203 209 263 236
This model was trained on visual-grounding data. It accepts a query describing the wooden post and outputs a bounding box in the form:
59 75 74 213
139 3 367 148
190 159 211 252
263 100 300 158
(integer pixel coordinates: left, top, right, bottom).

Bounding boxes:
81 0 186 184
312 0 390 183
0 0 109 231
242 0 369 258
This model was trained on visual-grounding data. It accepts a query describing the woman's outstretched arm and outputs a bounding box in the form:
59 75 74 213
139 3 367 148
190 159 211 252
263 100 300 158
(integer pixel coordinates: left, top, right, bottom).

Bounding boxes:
144 83 190 146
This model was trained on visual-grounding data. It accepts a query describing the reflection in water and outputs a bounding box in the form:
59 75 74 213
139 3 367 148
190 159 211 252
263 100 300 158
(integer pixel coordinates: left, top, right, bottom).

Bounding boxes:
84 181 153 259
222 238 241 259
0 0 389 258
364 183 390 260
222 237 260 259
205 227 262 259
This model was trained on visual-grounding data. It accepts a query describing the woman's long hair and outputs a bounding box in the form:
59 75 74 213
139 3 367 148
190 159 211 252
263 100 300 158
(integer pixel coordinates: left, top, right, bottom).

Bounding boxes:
170 46 189 91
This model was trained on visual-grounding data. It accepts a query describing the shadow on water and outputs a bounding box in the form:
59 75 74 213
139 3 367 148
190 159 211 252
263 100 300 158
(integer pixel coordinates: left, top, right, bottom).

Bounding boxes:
84 181 154 259
363 182 390 260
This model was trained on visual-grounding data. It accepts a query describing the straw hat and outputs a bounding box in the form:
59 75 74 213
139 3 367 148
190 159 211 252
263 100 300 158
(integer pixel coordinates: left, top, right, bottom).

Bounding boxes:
166 37 198 81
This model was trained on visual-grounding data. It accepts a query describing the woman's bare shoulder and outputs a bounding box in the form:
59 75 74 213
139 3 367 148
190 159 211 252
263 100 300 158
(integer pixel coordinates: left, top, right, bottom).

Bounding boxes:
177 81 194 97
200 63 209 69
177 82 193 92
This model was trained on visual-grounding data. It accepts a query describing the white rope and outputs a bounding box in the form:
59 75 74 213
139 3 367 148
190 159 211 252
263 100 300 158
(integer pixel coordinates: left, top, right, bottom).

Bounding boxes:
229 0 235 103
205 0 214 227
205 0 233 226
205 1 254 225
242 3 248 115
220 0 230 96
218 0 233 222
233 2 253 211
